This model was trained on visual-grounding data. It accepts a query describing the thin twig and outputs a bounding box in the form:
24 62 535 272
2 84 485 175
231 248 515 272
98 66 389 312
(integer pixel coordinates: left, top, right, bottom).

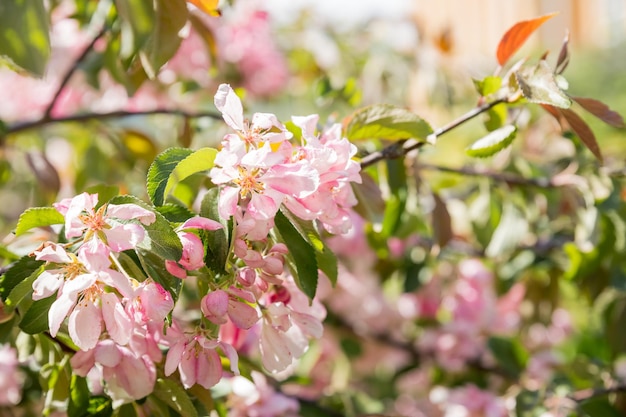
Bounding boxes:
568 384 626 403
360 98 508 168
417 163 559 188
42 27 108 120
5 109 222 136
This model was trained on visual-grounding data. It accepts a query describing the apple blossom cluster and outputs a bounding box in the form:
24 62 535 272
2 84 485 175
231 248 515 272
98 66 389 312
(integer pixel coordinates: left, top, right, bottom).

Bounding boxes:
25 84 362 410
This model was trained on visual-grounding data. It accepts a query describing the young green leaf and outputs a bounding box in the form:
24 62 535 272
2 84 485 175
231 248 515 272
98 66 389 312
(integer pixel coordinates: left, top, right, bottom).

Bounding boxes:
473 76 502 96
15 207 65 237
109 195 183 261
572 97 625 128
559 108 603 162
345 104 433 142
496 12 557 66
147 147 217 206
274 210 319 300
0 0 50 77
466 125 517 158
515 60 571 108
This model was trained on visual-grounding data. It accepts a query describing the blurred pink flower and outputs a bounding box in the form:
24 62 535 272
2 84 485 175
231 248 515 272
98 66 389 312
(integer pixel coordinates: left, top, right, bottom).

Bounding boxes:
71 340 156 404
0 344 22 405
228 371 300 417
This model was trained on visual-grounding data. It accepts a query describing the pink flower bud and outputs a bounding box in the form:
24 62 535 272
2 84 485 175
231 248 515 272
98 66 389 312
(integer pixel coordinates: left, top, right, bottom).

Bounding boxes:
202 290 229 325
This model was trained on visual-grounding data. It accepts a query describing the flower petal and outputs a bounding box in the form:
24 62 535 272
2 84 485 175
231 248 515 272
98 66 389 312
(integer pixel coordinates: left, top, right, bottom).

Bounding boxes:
69 300 102 351
214 84 244 131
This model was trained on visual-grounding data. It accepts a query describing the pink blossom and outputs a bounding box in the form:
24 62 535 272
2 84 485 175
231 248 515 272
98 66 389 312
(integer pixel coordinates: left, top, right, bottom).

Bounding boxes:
33 255 134 350
431 384 509 417
165 334 239 389
219 7 289 97
210 85 319 221
165 216 223 279
286 116 362 233
258 295 324 374
0 344 22 405
54 192 155 253
201 287 259 329
228 371 300 417
71 340 156 404
127 281 174 325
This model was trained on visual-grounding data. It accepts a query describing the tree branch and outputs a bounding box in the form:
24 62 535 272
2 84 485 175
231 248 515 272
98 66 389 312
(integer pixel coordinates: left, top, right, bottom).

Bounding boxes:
568 384 626 403
4 109 222 137
417 163 560 188
360 98 508 168
43 27 108 120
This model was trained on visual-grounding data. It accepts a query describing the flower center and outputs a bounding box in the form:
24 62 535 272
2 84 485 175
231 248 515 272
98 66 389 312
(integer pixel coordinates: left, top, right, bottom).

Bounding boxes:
234 167 265 198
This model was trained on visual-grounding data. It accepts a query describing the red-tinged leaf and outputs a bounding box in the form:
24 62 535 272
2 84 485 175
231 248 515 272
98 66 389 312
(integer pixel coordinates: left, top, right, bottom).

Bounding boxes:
572 97 625 128
556 31 570 74
559 108 603 162
497 12 558 66
187 0 220 16
540 103 562 122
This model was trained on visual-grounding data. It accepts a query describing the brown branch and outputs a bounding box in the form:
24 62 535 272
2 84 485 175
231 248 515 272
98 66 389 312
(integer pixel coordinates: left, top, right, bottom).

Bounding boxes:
360 98 508 168
43 26 108 120
568 384 626 403
417 163 560 188
4 109 222 137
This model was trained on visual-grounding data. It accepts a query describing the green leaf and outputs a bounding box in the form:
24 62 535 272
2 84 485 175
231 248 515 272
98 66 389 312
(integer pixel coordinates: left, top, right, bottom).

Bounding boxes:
156 204 196 223
114 0 155 58
86 396 113 417
200 188 230 275
147 147 217 207
280 209 338 286
68 374 90 417
4 265 43 311
579 398 623 417
466 125 517 158
140 0 188 78
345 104 433 142
487 336 527 377
515 390 543 417
153 377 199 417
274 210 319 300
473 76 502 96
109 195 183 261
136 248 182 301
14 207 65 237
0 255 44 299
0 0 50 77
19 295 55 334
19 209 54 237
515 60 571 108
485 202 528 258
484 103 507 131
